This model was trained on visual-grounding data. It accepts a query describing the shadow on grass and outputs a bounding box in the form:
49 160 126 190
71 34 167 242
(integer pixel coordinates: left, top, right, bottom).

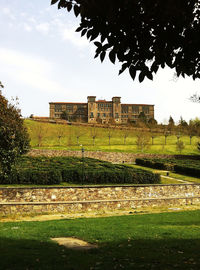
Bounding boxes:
0 237 200 270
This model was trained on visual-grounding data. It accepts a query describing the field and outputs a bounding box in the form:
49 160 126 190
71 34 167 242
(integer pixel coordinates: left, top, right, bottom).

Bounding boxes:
25 120 200 155
0 210 200 270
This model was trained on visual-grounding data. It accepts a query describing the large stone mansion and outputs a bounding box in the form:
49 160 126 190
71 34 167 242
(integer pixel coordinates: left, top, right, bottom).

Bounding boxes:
49 96 154 124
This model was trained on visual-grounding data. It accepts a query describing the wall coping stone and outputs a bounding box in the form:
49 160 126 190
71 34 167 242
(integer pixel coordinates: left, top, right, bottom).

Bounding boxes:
0 183 200 190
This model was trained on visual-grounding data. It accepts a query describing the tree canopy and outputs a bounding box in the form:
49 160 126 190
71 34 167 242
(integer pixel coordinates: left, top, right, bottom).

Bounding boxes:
0 89 30 177
51 0 200 82
190 93 200 103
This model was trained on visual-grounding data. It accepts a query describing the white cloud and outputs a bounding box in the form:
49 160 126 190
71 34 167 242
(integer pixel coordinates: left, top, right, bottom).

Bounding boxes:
61 26 89 48
36 23 50 34
2 7 11 15
23 23 32 32
2 7 15 20
0 48 66 94
28 17 37 24
51 18 89 49
0 48 51 73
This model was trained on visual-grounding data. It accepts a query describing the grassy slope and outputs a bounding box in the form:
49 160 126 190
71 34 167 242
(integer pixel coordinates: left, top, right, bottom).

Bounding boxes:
25 120 200 155
0 211 200 269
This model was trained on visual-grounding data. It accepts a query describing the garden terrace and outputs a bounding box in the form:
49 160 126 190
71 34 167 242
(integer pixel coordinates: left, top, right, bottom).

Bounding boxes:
0 183 200 215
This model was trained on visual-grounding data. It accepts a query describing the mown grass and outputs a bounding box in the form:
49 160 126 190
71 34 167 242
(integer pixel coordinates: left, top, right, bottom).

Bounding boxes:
131 164 200 184
0 210 200 269
25 120 200 155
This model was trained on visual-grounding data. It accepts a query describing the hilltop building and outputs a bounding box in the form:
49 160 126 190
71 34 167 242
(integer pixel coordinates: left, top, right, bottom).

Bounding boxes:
49 96 154 124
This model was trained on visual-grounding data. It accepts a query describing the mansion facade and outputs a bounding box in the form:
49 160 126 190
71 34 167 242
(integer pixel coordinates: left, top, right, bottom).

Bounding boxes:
49 96 154 124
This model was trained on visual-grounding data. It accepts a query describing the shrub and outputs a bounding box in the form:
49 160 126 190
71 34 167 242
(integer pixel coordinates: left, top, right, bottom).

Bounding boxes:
135 157 200 178
174 165 200 178
0 169 62 185
1 156 160 185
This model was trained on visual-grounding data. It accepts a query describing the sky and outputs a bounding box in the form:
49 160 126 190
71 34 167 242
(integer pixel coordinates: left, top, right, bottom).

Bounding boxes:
0 0 199 124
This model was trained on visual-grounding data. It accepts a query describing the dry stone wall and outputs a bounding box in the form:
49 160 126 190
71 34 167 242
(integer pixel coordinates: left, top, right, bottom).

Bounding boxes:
27 149 199 163
0 184 200 215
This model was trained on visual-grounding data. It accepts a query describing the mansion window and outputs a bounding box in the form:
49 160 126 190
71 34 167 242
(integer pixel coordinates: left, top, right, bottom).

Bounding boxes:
66 105 73 112
121 106 128 113
142 106 149 114
55 104 62 112
132 106 139 114
90 112 94 118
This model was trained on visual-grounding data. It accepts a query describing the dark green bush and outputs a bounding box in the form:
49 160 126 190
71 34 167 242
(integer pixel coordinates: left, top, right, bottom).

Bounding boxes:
174 165 200 178
0 168 62 185
0 156 160 185
135 157 200 178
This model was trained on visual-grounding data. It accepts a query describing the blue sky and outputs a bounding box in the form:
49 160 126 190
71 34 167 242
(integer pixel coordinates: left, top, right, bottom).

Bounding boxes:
0 0 199 123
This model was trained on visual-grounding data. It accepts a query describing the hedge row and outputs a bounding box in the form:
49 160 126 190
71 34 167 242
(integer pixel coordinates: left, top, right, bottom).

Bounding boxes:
174 165 200 178
135 158 200 178
0 156 160 185
0 169 62 185
135 158 174 171
61 167 160 184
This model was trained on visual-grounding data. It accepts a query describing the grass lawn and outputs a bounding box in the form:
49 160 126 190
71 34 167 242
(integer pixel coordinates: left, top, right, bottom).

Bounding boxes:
130 164 200 184
0 211 200 269
25 120 200 155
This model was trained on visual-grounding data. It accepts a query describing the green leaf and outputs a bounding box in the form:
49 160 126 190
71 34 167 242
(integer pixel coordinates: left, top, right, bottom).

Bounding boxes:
109 50 116 64
100 51 106 62
74 4 80 17
146 71 153 80
151 62 159 73
66 2 72 12
90 31 99 41
129 66 136 80
94 41 102 48
51 0 59 5
101 35 106 43
139 71 145 82
118 63 128 75
76 26 82 32
81 29 87 37
86 29 93 39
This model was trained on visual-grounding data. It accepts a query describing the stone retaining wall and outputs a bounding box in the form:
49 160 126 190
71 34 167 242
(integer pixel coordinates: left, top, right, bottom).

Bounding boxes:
0 184 200 215
27 149 200 163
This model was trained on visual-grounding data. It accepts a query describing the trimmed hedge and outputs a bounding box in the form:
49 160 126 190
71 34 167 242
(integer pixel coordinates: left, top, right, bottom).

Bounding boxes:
135 158 174 171
0 156 160 185
135 157 200 178
61 166 160 184
0 169 62 185
174 165 200 178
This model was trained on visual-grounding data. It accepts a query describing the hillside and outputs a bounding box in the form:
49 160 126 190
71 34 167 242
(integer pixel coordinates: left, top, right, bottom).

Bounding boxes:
24 120 200 155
